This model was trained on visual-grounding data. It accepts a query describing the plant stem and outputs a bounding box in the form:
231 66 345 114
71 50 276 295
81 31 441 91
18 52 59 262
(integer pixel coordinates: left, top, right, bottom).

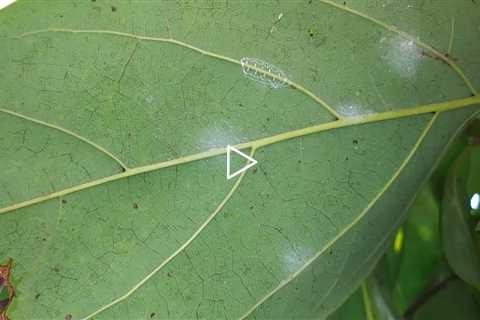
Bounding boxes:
403 274 457 320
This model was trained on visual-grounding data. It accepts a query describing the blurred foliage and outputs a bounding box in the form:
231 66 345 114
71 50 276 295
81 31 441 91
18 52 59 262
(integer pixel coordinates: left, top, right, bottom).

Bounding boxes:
412 278 480 320
441 145 480 290
328 119 480 320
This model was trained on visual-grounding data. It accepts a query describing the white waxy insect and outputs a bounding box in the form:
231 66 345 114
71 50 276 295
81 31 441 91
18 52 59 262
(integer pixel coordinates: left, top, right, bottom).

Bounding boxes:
471 193 479 211
240 57 289 89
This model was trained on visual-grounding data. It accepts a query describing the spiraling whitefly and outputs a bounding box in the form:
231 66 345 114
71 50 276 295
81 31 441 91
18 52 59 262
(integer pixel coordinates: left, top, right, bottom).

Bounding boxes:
240 57 288 89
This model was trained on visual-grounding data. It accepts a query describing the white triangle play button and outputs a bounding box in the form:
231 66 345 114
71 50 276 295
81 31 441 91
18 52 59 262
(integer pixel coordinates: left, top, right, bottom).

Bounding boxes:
226 145 258 180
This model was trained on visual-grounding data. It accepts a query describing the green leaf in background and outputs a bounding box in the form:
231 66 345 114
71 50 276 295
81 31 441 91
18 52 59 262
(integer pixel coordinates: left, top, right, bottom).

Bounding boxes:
327 258 399 320
327 288 367 320
411 278 480 320
0 1 479 319
441 146 480 290
388 183 443 312
362 274 400 320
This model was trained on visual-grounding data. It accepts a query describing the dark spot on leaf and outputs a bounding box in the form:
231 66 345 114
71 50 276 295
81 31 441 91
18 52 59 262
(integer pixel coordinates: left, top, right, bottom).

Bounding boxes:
62 199 67 204
0 300 8 312
35 293 41 299
42 238 47 241
133 203 139 209
308 0 312 4
345 157 349 161
352 139 358 145
238 103 243 107
65 314 72 320
91 0 96 2
329 249 333 255
343 1 347 5
52 266 60 273
444 53 458 61
111 6 117 12
150 313 156 318
266 117 270 121
421 49 455 67
249 205 254 210
298 160 302 164
167 272 173 277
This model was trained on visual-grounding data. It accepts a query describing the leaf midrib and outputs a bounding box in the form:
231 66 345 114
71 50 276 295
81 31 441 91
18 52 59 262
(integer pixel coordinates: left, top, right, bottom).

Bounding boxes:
1 95 478 216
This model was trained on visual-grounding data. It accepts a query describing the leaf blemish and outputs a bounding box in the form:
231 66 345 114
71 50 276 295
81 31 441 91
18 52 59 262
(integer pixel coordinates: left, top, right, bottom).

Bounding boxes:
0 258 14 320
421 50 457 68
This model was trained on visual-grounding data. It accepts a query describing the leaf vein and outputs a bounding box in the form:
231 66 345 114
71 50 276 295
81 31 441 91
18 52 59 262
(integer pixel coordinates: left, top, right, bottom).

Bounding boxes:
237 113 439 319
79 149 256 320
319 0 477 95
0 107 128 170
9 28 341 120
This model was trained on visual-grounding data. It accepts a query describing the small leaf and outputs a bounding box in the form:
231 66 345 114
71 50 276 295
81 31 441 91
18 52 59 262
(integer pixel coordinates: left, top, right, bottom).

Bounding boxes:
441 146 480 290
382 182 443 312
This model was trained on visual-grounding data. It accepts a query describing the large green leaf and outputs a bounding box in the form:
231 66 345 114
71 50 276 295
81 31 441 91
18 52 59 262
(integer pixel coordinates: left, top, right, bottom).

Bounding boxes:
1 1 479 319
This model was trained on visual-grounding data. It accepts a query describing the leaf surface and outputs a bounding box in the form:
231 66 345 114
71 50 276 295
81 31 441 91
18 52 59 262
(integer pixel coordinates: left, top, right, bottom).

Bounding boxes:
0 1 479 319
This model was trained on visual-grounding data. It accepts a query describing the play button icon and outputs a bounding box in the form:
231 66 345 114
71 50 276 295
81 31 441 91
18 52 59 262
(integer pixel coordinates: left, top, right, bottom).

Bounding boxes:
226 145 258 180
